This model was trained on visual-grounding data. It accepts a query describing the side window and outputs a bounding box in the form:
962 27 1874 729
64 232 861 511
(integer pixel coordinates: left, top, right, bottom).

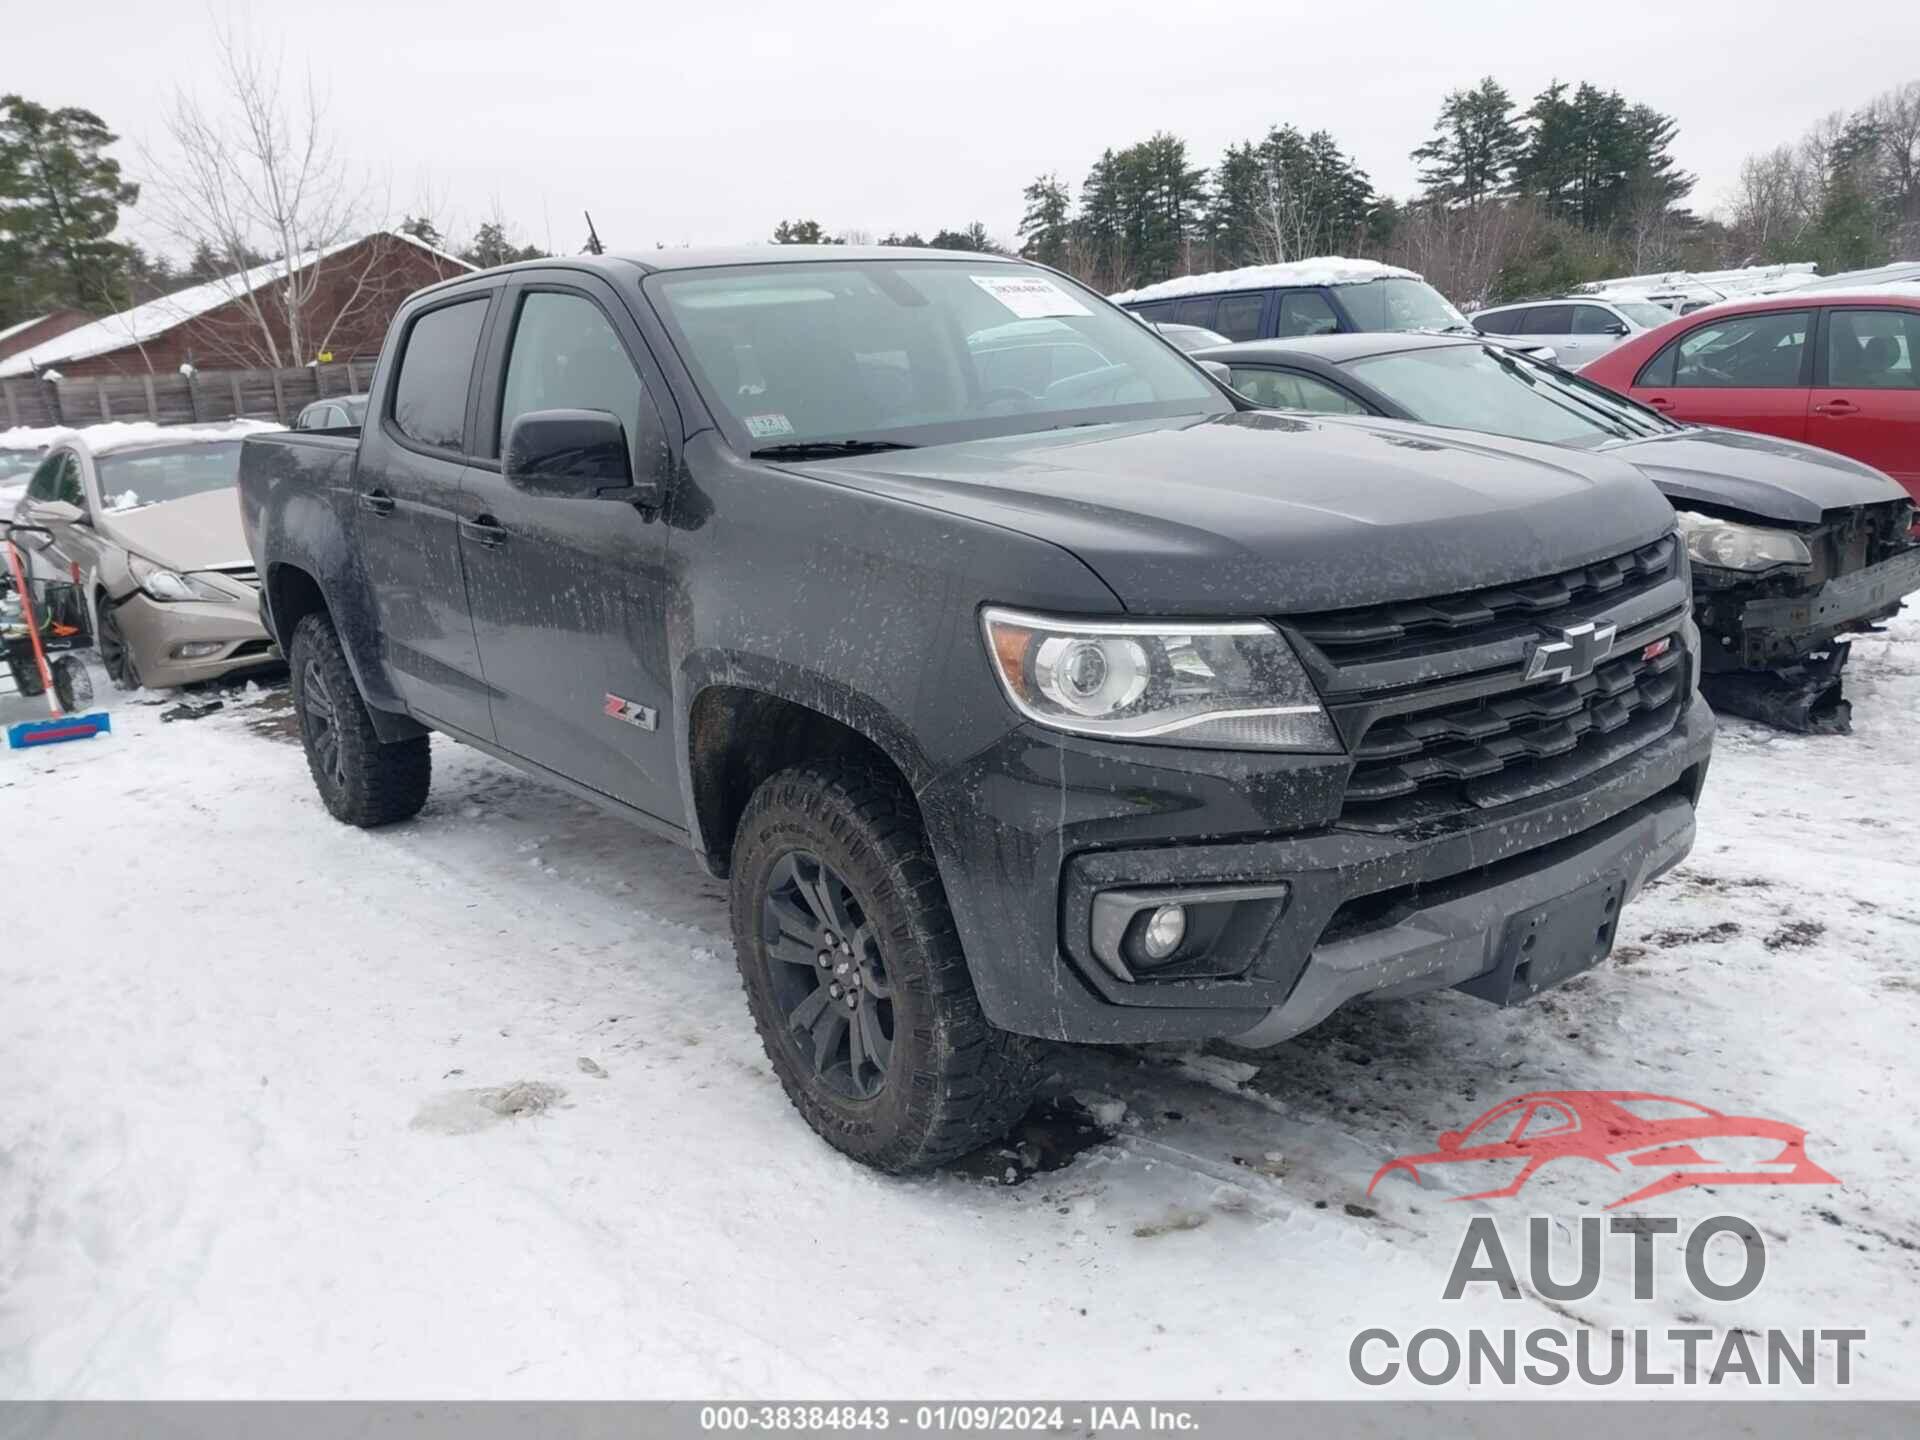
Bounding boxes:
24 451 64 502
1173 297 1217 329
57 454 84 507
1668 310 1810 388
1637 342 1678 388
1475 309 1521 336
1827 309 1920 390
1230 367 1306 409
1523 305 1574 336
1290 373 1372 415
1276 291 1340 337
1516 1103 1576 1142
1571 305 1620 335
1131 301 1175 324
1214 294 1265 342
390 296 490 451
498 292 648 458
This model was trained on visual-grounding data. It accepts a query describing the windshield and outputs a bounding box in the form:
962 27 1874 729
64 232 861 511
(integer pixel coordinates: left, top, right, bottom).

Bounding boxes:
1334 277 1470 333
646 260 1225 452
1613 301 1673 329
1345 344 1676 446
95 441 244 511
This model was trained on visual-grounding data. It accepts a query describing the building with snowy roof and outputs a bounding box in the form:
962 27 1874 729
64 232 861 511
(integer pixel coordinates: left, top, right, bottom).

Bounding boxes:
0 232 473 380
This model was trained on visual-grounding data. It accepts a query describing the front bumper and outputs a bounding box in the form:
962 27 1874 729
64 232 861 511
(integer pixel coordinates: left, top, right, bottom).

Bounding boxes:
1702 547 1920 670
110 591 281 688
921 694 1714 1044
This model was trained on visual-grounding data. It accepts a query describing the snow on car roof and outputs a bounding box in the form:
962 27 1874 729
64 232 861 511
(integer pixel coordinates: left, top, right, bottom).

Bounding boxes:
0 419 282 455
1110 257 1424 305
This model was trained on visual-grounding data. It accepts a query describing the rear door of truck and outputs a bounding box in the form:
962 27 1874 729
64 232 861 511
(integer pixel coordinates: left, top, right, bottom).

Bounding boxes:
355 287 500 739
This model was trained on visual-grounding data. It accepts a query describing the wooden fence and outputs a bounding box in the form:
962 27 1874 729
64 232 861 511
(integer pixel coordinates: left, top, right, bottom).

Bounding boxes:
0 359 377 431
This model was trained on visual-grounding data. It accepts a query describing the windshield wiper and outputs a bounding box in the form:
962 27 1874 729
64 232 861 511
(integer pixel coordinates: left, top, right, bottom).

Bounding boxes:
750 439 920 460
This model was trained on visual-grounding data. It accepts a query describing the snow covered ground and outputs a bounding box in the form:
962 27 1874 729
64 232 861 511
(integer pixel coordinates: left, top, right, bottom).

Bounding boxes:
3 622 1917 1400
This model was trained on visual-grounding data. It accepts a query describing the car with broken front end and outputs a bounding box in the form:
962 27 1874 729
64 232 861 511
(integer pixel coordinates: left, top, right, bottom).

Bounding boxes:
1204 331 1920 732
238 246 1714 1171
14 423 284 690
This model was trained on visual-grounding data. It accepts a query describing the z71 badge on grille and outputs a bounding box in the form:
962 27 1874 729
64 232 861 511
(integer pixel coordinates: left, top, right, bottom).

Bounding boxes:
1524 620 1617 685
603 694 658 731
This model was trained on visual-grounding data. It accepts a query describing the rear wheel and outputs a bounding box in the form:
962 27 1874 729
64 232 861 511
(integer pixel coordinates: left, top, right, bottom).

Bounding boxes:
288 611 430 826
729 759 1040 1171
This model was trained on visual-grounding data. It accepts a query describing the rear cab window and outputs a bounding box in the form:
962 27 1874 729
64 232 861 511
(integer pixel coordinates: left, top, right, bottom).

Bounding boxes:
389 296 491 451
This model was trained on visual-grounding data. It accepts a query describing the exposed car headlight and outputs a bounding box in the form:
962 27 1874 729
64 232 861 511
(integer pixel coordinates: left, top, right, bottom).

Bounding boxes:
981 607 1340 750
128 554 230 603
1674 511 1811 573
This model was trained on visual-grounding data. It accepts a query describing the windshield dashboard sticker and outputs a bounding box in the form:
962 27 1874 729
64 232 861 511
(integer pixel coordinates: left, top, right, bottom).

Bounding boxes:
970 274 1092 320
744 413 795 439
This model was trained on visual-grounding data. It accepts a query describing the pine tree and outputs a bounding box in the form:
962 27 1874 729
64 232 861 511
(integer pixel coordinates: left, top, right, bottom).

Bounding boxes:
0 94 139 322
1411 78 1523 207
770 218 839 245
1017 174 1072 268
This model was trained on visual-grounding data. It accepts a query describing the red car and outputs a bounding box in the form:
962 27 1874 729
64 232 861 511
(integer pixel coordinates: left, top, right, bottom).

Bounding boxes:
1367 1090 1837 1209
1581 291 1920 502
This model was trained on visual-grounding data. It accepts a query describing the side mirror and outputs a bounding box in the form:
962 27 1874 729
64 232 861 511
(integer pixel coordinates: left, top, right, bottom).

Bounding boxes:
4 523 56 553
1198 360 1233 385
1606 320 1630 336
29 499 83 526
1438 1130 1464 1152
504 408 659 508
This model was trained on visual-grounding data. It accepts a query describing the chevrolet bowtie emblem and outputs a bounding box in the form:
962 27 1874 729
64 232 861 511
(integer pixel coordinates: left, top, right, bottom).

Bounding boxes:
1524 620 1617 685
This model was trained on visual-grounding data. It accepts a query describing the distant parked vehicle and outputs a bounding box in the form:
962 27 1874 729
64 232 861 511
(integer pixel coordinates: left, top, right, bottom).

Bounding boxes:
1471 295 1673 366
1113 258 1477 343
294 394 370 431
1205 330 1920 732
1580 290 1920 503
13 423 283 689
1151 322 1230 353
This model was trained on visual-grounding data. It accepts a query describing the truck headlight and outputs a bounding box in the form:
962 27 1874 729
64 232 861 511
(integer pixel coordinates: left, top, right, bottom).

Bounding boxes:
1674 511 1810 573
981 607 1340 751
128 554 229 603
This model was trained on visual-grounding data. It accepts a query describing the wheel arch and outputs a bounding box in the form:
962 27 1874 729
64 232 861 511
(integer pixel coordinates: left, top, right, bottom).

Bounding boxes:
681 664 933 878
271 561 426 742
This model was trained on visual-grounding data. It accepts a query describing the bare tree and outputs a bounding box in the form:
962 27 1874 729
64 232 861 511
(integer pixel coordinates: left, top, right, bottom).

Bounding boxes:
139 20 384 368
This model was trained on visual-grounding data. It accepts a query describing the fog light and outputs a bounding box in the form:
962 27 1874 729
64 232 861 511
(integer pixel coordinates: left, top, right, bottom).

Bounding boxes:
173 641 224 659
1140 904 1187 961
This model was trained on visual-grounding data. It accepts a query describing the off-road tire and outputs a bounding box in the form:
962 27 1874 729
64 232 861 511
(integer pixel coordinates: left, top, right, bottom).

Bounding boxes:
288 611 430 827
730 759 1041 1171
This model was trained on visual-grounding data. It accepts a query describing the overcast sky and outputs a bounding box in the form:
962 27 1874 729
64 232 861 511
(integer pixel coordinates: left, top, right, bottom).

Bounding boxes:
15 0 1920 260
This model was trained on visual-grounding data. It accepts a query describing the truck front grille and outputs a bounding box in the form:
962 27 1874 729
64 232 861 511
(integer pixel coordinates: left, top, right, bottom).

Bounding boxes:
1281 536 1691 833
1343 644 1683 811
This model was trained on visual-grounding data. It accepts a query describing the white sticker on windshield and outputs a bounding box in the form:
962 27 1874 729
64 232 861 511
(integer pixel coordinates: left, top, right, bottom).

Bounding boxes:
744 413 795 439
970 274 1091 320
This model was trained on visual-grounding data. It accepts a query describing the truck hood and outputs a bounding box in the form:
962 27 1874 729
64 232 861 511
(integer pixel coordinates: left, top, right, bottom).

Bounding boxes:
97 487 249 571
793 412 1675 614
1602 428 1905 526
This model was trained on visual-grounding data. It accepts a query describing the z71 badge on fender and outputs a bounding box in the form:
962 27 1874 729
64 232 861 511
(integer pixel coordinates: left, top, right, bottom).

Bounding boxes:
603 694 658 731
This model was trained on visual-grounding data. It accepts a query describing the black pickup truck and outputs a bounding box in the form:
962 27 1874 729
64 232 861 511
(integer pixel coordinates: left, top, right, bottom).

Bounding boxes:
238 246 1713 1170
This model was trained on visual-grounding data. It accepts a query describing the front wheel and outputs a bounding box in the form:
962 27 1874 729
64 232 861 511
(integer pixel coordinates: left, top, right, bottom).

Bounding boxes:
729 760 1040 1171
94 594 140 690
288 611 431 827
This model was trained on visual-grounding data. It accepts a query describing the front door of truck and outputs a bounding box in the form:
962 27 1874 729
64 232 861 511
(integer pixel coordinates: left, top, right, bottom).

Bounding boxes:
458 276 681 825
357 292 496 738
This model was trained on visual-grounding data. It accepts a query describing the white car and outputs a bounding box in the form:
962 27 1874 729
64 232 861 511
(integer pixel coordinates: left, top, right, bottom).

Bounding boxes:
1469 295 1673 366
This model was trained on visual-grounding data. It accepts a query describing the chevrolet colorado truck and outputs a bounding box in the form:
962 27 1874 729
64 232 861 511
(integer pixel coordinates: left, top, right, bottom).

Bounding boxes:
238 247 1714 1171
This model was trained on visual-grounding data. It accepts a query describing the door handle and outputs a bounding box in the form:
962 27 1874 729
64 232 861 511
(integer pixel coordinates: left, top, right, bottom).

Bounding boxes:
460 515 507 548
1644 396 1674 410
359 490 396 516
1813 399 1859 416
